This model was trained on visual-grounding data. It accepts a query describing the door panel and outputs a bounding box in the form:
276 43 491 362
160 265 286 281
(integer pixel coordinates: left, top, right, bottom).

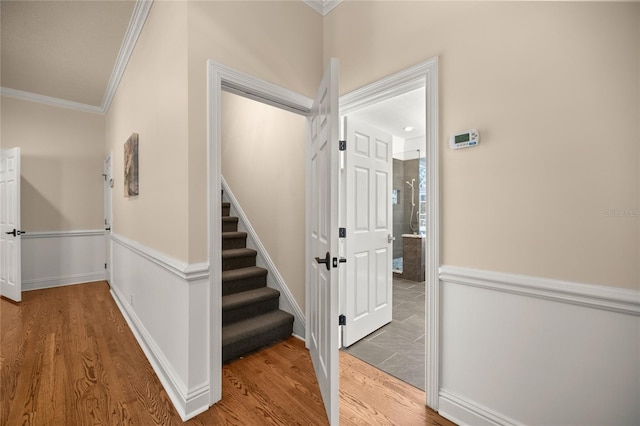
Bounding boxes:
343 118 393 347
307 59 340 425
0 148 22 302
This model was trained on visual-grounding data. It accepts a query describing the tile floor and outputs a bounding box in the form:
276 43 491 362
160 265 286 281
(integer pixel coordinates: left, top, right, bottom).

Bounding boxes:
343 277 426 390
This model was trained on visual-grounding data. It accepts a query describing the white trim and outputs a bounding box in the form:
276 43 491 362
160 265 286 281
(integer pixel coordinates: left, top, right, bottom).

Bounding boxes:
110 284 210 422
207 59 313 406
101 0 154 113
221 176 306 338
339 57 440 409
111 233 209 282
22 229 105 239
439 265 640 316
23 273 106 291
302 0 342 16
0 87 103 114
439 390 523 426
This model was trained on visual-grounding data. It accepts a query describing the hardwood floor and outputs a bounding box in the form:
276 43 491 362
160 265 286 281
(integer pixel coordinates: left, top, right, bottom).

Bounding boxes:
1 282 454 425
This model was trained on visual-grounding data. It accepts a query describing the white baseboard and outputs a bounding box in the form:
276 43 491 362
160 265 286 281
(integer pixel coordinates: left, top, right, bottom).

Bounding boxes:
110 233 210 421
221 176 306 338
22 230 106 291
438 266 640 426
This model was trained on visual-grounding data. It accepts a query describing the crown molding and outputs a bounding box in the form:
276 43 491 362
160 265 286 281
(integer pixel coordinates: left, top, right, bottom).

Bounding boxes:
0 87 104 114
1 0 153 116
101 0 154 113
303 0 342 16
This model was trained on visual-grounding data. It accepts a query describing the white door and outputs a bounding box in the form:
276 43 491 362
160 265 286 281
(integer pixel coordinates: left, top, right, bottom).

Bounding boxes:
104 155 112 282
0 148 22 302
342 118 393 347
307 58 340 425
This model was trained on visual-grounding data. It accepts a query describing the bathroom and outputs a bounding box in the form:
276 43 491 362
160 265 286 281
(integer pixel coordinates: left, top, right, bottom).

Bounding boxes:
392 145 426 281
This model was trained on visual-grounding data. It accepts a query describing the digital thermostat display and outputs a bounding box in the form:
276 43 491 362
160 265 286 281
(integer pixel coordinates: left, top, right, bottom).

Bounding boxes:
450 129 479 149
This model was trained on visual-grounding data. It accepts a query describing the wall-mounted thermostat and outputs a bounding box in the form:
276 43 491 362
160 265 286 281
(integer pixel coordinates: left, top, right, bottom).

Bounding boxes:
450 129 479 149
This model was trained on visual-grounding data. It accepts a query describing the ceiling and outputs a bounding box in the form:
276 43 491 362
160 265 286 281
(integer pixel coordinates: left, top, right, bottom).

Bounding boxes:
1 0 136 108
348 88 426 140
0 0 419 137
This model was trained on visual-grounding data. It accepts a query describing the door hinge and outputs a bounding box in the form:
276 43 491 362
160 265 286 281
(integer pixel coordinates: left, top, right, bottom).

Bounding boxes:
104 263 107 269
339 140 346 151
102 173 107 181
339 314 346 326
339 227 346 238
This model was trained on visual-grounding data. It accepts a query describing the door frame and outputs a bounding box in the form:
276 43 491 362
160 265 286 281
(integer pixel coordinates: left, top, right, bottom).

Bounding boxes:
339 57 440 409
104 153 113 283
206 60 313 405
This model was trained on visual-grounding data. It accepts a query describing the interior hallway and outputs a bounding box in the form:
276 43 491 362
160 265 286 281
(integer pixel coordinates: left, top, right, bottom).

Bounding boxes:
0 282 452 425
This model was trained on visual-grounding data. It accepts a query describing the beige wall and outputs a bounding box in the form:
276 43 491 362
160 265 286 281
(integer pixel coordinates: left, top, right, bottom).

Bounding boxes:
325 1 640 289
1 96 104 231
105 1 190 261
186 0 323 263
222 92 307 312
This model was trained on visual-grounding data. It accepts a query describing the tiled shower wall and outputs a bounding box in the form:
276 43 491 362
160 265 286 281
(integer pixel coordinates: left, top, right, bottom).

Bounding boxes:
392 158 420 259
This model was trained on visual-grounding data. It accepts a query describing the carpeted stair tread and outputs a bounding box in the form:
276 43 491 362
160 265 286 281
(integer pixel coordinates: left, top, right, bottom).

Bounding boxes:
222 248 256 258
222 231 248 250
222 287 280 310
222 266 267 282
222 310 294 363
222 287 281 325
222 266 268 295
222 216 239 232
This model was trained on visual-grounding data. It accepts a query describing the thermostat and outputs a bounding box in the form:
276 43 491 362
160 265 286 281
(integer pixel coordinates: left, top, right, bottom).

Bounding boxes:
450 129 479 149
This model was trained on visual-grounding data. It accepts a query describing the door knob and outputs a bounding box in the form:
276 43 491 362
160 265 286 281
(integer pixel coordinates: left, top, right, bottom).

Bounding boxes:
5 229 25 237
314 251 331 271
388 234 395 243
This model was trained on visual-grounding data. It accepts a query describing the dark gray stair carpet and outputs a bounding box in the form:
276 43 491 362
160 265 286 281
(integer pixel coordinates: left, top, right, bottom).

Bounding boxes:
222 216 239 232
222 310 294 363
222 287 280 325
220 198 293 364
222 266 268 296
222 248 257 271
222 231 248 250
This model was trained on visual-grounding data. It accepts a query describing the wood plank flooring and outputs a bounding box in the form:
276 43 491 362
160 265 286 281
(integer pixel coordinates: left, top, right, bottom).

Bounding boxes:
1 282 454 425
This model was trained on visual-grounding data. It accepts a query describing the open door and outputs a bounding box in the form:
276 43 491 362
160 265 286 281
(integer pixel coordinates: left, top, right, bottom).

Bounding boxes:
0 147 22 302
104 155 112 283
342 118 393 347
307 58 340 424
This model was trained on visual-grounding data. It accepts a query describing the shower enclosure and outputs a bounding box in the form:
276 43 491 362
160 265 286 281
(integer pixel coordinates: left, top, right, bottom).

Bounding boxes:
392 150 426 275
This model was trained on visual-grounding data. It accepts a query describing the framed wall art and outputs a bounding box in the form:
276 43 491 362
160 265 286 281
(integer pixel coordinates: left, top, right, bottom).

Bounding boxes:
124 133 139 197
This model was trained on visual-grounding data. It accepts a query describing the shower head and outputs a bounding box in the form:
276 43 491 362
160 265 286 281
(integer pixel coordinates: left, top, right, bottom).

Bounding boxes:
406 179 415 188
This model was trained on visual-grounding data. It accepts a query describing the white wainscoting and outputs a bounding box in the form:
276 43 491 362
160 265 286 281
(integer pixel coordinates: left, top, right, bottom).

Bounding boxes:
110 233 210 421
438 266 640 426
21 230 106 291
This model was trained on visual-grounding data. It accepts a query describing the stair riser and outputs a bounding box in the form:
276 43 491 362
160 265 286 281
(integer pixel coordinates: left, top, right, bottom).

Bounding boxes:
223 298 280 326
223 275 267 296
222 255 256 271
222 321 293 364
222 220 238 232
222 237 247 250
222 205 230 216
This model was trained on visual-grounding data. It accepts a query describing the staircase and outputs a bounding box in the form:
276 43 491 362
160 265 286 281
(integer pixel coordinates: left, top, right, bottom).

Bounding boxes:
221 201 294 363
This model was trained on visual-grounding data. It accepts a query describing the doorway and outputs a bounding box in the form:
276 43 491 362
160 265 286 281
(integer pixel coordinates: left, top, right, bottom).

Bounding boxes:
338 57 440 407
340 88 427 390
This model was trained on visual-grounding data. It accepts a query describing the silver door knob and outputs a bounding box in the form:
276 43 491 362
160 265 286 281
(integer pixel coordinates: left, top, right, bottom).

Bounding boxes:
388 234 395 243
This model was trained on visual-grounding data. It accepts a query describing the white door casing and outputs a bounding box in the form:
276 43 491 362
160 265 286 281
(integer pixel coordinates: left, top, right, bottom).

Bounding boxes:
342 118 393 347
104 155 112 282
339 58 439 409
307 58 340 425
0 148 22 302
